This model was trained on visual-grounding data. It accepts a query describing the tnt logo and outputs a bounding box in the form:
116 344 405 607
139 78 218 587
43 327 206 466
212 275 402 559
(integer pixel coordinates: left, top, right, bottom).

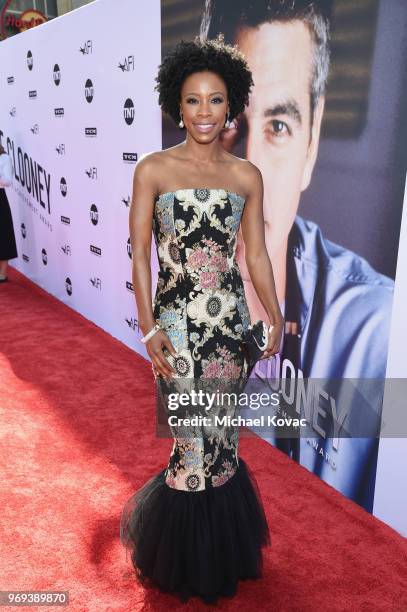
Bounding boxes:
60 177 67 197
90 204 99 226
85 78 94 103
65 277 73 296
53 64 61 85
27 50 33 70
123 98 135 125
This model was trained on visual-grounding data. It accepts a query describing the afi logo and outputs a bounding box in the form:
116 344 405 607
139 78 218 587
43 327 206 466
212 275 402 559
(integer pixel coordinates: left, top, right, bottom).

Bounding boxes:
118 56 135 71
41 248 48 265
90 277 102 290
125 316 140 331
85 167 97 179
21 223 27 238
122 196 131 207
9 107 16 117
79 40 92 54
30 124 39 134
127 237 132 259
56 144 65 155
61 244 71 255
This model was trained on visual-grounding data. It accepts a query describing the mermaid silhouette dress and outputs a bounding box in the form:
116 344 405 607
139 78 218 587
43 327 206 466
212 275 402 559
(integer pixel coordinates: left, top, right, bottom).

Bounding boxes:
120 188 270 604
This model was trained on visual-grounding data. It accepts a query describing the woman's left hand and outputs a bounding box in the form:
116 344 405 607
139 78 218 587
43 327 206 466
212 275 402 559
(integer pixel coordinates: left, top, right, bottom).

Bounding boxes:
260 313 285 359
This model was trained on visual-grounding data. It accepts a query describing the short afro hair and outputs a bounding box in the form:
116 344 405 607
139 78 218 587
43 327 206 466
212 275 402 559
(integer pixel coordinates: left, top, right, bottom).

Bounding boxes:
155 34 253 125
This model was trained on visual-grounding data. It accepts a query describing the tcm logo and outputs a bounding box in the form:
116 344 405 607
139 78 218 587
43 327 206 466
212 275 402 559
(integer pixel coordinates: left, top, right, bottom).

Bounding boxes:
27 50 33 70
85 78 94 103
7 76 15 84
61 244 71 255
125 316 140 331
56 144 65 155
127 237 132 259
123 98 134 125
41 248 48 265
21 223 27 239
118 55 134 72
90 204 99 226
60 177 67 197
90 277 102 290
30 124 39 134
29 90 37 99
65 277 72 296
53 64 61 85
123 152 138 164
85 167 97 179
90 245 102 257
122 195 131 207
54 108 64 117
61 215 70 225
79 40 92 55
85 127 97 137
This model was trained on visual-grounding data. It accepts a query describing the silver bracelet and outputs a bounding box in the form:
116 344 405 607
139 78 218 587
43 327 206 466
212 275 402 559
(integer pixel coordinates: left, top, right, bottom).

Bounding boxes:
140 323 161 344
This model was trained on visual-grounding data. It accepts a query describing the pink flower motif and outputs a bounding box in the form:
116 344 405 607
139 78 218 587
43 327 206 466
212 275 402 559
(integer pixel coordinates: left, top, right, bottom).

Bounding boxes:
188 249 209 269
200 271 218 289
210 254 228 272
202 360 223 378
203 238 220 251
222 362 241 378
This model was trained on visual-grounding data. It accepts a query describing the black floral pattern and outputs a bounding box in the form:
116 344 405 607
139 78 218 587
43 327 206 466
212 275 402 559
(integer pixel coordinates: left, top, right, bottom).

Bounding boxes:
152 188 251 491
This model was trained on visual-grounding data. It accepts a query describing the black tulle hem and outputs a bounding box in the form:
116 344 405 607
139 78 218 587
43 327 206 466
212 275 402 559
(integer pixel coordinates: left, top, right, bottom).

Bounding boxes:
120 456 271 604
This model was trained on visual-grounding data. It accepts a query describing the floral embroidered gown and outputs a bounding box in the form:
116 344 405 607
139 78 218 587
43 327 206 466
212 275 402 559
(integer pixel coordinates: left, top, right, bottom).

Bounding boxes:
120 188 270 604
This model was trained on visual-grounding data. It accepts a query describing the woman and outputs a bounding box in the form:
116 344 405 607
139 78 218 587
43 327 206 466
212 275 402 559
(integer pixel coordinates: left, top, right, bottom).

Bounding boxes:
0 143 18 282
120 36 284 604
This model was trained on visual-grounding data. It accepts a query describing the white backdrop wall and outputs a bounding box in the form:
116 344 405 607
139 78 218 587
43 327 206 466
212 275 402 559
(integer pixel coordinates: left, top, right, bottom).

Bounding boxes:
0 0 161 360
373 175 407 536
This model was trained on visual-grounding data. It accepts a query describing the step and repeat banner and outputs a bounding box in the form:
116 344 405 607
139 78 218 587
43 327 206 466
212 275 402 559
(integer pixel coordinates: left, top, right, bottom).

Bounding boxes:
0 0 162 360
1 0 406 535
158 0 407 535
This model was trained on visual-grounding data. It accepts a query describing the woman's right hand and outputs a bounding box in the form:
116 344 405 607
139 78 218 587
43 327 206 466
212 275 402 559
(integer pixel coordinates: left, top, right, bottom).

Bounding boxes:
146 329 177 379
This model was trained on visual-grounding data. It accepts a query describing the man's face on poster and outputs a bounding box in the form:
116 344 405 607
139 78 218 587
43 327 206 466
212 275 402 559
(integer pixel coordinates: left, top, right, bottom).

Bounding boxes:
223 20 324 282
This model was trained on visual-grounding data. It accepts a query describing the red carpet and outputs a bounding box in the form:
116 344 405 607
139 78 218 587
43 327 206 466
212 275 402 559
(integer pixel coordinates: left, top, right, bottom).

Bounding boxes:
1 266 407 612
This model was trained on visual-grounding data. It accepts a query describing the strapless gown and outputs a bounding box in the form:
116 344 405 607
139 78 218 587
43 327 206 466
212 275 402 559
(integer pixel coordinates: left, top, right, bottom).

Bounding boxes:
120 188 270 604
